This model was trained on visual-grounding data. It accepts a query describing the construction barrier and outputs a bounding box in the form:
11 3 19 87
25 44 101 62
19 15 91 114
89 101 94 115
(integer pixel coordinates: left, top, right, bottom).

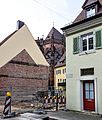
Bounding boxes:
3 92 16 118
3 92 12 116
44 96 66 109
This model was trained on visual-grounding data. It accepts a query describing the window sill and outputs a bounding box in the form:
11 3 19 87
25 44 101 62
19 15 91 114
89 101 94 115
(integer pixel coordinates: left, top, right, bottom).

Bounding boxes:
79 50 96 56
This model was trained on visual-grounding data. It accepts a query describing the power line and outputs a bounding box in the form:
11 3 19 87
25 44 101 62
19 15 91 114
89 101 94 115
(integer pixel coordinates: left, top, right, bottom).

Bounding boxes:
32 0 69 21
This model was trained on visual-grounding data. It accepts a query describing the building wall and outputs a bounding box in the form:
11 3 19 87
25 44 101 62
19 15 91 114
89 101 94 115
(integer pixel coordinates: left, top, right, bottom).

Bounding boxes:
43 43 65 65
0 50 49 100
66 25 102 113
54 66 66 95
0 25 49 68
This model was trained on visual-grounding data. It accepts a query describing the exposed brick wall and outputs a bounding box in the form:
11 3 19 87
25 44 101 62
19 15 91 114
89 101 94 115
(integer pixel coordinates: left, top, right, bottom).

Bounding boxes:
11 49 36 64
0 63 48 79
0 50 49 100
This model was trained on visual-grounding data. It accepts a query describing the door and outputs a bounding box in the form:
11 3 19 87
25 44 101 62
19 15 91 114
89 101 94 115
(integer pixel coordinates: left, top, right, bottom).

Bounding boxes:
83 80 95 111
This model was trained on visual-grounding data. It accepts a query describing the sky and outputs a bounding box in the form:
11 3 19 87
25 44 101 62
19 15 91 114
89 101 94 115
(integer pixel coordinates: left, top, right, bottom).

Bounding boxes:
0 0 85 41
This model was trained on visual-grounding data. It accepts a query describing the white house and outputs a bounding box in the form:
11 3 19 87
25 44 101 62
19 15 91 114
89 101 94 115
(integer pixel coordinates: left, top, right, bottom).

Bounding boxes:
61 0 102 114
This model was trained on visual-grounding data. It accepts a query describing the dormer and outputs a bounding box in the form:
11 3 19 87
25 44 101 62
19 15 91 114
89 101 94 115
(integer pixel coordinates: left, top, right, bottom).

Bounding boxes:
82 0 101 18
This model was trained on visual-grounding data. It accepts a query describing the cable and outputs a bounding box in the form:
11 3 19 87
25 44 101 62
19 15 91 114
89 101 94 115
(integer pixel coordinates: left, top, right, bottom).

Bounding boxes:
32 0 69 21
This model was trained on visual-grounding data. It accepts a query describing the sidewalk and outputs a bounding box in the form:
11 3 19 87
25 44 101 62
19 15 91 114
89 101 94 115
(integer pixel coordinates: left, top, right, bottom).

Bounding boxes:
0 105 102 120
47 110 102 120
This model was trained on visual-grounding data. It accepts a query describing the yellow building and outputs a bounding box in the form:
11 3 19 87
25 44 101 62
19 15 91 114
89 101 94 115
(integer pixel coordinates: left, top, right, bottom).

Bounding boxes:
54 52 66 96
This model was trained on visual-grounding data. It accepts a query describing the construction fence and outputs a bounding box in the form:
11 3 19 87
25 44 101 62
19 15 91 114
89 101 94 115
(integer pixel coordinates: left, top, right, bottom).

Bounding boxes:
0 86 66 110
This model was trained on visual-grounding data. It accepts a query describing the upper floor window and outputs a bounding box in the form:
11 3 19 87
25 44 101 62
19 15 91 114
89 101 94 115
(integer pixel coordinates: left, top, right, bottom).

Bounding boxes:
86 7 95 18
73 30 102 55
56 70 61 75
81 33 94 52
62 68 66 74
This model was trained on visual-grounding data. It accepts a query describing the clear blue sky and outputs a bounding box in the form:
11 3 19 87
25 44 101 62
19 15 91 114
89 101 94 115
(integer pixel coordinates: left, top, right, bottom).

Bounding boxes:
0 0 85 41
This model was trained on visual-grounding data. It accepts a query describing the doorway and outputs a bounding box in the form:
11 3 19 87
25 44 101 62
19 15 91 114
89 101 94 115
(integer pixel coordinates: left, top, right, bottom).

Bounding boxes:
83 80 95 111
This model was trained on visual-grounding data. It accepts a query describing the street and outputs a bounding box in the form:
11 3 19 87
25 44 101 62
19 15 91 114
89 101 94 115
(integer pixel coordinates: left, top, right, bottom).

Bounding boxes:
0 113 49 120
0 110 102 120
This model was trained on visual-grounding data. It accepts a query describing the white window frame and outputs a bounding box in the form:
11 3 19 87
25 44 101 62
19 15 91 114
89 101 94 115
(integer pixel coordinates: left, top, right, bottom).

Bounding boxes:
79 33 95 55
86 7 95 18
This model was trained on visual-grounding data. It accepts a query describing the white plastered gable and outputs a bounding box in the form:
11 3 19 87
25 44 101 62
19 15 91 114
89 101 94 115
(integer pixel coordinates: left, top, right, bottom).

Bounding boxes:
0 25 49 68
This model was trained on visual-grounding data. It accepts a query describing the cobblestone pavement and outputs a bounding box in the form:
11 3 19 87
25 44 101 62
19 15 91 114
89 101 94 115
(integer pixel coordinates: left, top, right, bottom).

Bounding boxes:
0 110 102 120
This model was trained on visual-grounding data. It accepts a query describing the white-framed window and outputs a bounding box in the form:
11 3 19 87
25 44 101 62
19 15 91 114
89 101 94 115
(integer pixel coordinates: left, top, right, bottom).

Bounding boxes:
73 30 102 54
86 7 95 18
81 33 95 52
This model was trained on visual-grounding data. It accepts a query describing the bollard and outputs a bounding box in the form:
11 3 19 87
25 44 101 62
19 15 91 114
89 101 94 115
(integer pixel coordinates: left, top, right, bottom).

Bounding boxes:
3 92 12 116
3 91 16 118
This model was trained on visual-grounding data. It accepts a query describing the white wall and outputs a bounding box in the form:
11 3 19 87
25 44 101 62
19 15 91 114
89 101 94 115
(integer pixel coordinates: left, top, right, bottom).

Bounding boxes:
0 25 49 68
66 25 102 113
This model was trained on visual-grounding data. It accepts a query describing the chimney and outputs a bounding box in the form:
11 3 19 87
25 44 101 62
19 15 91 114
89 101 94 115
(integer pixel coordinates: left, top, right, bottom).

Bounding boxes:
17 20 24 30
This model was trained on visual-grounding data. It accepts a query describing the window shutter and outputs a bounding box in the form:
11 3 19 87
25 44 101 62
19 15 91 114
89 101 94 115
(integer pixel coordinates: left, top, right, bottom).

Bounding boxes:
95 30 102 49
73 37 79 54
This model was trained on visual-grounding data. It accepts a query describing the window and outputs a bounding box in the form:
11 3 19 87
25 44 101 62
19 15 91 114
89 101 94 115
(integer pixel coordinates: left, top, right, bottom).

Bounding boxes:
84 82 94 99
62 68 66 74
86 7 95 18
73 30 102 54
81 33 94 52
59 70 61 74
65 68 66 73
63 79 66 83
56 70 61 75
80 68 94 76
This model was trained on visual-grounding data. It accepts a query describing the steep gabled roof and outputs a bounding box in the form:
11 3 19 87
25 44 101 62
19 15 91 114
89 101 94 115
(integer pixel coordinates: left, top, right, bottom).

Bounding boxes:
0 23 49 68
61 0 102 31
74 0 102 23
55 52 66 68
82 0 97 8
45 27 63 41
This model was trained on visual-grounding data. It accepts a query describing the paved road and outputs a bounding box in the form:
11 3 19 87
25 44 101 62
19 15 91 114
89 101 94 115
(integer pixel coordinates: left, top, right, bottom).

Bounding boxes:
48 110 102 120
0 110 102 120
0 113 48 120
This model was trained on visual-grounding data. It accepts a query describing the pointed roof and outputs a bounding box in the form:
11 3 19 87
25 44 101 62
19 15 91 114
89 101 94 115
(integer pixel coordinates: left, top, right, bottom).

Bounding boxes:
73 0 102 23
45 27 63 41
55 52 66 68
82 0 97 8
0 22 49 68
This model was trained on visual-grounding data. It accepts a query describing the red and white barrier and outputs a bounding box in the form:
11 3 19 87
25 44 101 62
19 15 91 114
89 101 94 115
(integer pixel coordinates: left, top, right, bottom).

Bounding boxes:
44 96 66 108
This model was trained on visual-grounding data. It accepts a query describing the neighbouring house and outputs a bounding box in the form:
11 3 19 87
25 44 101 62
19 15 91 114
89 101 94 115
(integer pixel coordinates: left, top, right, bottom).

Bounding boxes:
54 52 66 96
36 27 65 92
61 0 102 113
0 21 49 102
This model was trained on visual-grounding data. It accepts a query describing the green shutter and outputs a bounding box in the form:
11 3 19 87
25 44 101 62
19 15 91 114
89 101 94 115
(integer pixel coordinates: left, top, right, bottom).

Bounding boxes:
73 37 79 54
95 30 102 49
